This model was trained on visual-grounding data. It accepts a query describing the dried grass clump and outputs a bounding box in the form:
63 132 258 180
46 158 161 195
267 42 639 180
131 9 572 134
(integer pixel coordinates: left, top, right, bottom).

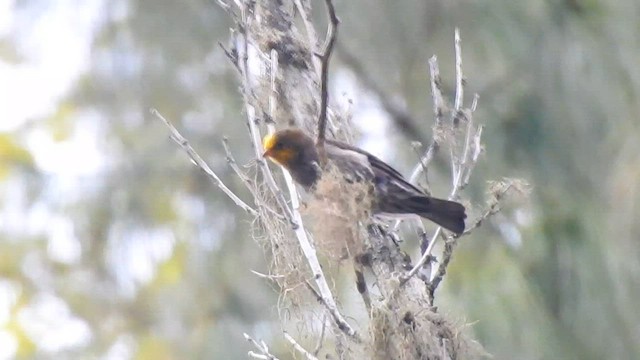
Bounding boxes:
487 178 531 202
303 165 373 264
251 181 311 308
369 294 489 360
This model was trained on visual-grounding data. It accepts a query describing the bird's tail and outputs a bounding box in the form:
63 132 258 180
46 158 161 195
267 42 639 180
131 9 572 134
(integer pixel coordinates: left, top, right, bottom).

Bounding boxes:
409 196 467 234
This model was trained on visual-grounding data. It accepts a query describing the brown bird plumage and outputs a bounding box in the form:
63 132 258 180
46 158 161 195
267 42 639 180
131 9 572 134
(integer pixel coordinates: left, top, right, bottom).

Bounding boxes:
263 128 466 234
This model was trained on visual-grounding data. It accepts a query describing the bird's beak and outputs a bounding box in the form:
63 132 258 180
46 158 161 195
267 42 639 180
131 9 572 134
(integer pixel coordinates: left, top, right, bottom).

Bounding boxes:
262 133 276 159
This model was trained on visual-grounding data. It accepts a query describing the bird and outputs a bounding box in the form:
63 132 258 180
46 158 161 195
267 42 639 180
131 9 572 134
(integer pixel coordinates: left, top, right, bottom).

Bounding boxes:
262 128 466 234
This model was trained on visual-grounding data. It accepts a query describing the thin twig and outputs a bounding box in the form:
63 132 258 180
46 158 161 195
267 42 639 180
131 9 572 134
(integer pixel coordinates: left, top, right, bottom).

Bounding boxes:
216 0 230 11
400 225 444 286
408 56 446 189
401 28 477 286
215 0 239 23
219 41 240 72
430 181 516 299
222 137 255 191
251 269 285 280
222 137 283 219
461 120 483 189
427 70 484 290
313 315 328 356
244 333 280 360
292 0 340 136
452 28 464 124
461 181 514 236
449 28 464 185
427 238 453 301
454 97 480 189
283 184 359 341
268 49 279 125
293 0 322 75
409 142 436 193
151 109 258 216
248 353 269 360
284 332 319 360
305 281 361 342
316 0 339 163
430 55 446 128
236 8 297 227
441 338 450 360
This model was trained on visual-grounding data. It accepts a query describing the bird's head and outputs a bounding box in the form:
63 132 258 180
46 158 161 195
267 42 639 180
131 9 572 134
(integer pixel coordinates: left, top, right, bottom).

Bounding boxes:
262 129 316 168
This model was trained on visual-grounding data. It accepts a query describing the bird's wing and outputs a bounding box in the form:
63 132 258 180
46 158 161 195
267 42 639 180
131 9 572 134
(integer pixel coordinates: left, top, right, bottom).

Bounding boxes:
325 142 374 183
325 139 466 233
326 139 404 179
326 139 425 196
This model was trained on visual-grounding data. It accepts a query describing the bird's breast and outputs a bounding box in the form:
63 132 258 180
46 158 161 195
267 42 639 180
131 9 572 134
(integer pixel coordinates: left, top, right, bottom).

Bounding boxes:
289 160 321 189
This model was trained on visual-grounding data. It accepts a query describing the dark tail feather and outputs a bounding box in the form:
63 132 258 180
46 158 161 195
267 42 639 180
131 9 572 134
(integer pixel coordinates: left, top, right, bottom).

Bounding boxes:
409 196 467 234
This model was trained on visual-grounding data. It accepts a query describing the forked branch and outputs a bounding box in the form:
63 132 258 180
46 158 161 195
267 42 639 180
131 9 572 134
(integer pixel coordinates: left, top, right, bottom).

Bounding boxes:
316 0 339 163
151 109 257 216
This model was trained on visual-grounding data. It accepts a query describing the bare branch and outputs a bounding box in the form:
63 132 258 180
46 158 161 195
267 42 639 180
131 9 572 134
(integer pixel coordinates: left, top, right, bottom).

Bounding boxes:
452 28 464 123
407 55 446 190
404 144 476 285
401 225 443 286
216 0 230 10
429 55 446 127
286 176 360 341
268 49 279 125
250 269 285 281
461 122 483 189
430 179 524 300
236 10 297 227
221 137 255 192
427 238 454 301
316 0 339 163
449 28 465 185
401 28 481 286
313 315 328 356
293 0 322 74
151 109 258 216
305 281 361 342
455 95 480 190
222 136 285 218
244 333 280 360
284 332 319 360
461 179 520 236
248 353 269 360
420 97 485 294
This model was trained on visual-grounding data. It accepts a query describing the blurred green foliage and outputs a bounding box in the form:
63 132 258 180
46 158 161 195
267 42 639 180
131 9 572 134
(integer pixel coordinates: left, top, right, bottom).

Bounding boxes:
1 0 639 359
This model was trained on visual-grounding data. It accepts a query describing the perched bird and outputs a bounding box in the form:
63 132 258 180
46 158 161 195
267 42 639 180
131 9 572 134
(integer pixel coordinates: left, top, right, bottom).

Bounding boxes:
262 128 466 234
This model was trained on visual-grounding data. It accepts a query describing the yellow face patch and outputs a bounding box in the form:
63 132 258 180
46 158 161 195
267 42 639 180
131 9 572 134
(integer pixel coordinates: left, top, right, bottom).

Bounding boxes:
262 133 295 166
262 133 277 153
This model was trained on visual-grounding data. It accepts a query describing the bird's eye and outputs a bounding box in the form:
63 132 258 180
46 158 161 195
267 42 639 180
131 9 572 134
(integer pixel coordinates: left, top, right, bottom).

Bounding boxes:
273 142 283 150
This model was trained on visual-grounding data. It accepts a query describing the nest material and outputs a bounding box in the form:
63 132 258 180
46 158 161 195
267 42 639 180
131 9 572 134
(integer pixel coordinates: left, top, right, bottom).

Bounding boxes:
303 166 373 264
